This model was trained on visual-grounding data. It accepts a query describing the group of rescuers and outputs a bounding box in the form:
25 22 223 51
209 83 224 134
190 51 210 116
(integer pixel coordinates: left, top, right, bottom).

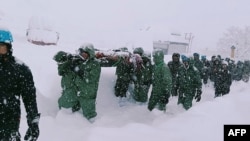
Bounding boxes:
53 42 246 122
2 29 247 140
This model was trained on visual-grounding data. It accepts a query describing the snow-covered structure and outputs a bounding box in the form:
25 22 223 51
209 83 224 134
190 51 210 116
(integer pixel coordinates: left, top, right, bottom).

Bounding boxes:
26 16 59 46
153 33 189 55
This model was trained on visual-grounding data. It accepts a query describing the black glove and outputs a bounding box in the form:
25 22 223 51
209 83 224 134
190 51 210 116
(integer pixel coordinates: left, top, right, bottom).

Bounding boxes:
24 113 40 141
195 89 202 102
67 54 73 60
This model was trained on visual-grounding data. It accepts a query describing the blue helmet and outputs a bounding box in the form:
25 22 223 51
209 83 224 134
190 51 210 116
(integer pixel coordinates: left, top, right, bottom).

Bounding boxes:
0 29 13 44
201 55 206 60
181 55 189 62
0 29 13 57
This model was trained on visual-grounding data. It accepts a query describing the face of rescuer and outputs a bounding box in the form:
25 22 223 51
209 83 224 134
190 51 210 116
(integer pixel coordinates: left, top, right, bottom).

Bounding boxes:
0 43 8 55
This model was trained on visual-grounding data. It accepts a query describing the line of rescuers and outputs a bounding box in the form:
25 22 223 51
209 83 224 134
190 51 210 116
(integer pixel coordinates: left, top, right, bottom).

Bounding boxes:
53 44 249 122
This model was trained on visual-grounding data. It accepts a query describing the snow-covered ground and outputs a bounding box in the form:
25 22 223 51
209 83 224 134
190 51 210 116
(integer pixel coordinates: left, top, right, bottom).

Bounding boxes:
1 0 250 140
17 39 250 141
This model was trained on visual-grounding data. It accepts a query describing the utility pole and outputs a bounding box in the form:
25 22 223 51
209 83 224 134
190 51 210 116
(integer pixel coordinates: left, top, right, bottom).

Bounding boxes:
185 33 194 53
231 45 236 58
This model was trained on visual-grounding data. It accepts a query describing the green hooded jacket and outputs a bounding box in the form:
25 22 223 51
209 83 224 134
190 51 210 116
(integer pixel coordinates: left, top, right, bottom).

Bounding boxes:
151 50 172 95
53 51 79 108
177 59 202 110
74 46 101 99
148 49 172 111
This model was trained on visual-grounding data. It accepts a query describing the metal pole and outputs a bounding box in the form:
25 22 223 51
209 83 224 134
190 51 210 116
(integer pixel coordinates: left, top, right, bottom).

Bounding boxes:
189 35 194 53
185 33 193 53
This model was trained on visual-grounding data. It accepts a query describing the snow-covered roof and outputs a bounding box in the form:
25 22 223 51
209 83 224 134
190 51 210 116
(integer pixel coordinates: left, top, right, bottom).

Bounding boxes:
28 16 54 31
154 33 189 44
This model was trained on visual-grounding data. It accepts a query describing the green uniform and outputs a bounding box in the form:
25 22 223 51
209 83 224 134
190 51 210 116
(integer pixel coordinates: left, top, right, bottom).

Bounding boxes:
74 46 101 119
55 45 101 120
148 49 172 111
54 51 79 110
177 60 202 110
132 55 152 103
114 57 133 98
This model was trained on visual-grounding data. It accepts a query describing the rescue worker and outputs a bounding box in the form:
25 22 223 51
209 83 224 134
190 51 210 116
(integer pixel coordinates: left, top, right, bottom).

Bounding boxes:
177 56 202 110
0 29 40 140
148 49 172 112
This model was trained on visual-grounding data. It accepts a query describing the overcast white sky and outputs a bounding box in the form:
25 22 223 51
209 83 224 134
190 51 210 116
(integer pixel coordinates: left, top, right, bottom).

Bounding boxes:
1 0 250 51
